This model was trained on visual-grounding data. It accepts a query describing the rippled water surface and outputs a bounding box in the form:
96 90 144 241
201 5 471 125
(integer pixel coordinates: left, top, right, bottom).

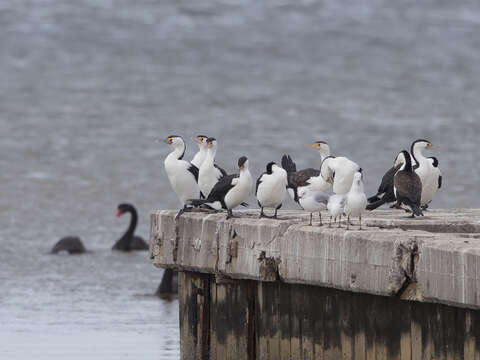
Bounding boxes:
2 0 480 358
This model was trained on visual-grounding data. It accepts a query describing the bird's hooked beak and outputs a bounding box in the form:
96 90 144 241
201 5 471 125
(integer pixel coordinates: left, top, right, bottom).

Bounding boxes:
427 142 438 149
306 143 320 150
116 209 123 217
163 137 173 145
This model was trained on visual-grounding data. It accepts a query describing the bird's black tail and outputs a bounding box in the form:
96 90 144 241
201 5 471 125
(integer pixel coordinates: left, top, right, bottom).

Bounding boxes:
366 197 386 211
281 154 299 202
281 154 297 174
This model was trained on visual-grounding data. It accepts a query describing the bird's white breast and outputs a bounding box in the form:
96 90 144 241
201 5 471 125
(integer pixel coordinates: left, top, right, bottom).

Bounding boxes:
164 156 200 204
257 171 287 208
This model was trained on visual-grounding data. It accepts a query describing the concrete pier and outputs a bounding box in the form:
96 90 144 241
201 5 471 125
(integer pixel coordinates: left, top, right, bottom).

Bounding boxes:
150 209 480 359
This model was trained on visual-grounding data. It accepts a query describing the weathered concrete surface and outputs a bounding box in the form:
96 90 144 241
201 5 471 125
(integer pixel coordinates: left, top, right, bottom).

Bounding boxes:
150 209 480 310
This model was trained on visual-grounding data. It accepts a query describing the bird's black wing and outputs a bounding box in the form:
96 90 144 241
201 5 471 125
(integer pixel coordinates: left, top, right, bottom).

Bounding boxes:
214 163 228 177
207 174 238 202
295 168 320 187
368 163 402 203
187 164 199 182
394 172 422 205
379 164 401 194
438 175 442 189
255 173 266 196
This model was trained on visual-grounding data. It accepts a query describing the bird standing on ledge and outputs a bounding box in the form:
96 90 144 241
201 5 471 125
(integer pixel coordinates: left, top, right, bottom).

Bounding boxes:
256 161 287 218
344 172 367 230
163 135 201 219
393 150 423 217
188 156 253 219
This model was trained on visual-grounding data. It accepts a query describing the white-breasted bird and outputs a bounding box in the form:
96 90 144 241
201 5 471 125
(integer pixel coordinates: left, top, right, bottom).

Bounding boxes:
198 137 227 198
282 145 331 203
163 135 201 218
320 156 362 195
256 162 288 218
188 156 253 219
327 194 346 228
344 172 367 230
190 134 209 169
297 187 330 226
410 139 439 209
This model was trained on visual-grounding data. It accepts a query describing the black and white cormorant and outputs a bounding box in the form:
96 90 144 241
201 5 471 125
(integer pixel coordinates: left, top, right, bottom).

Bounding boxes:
198 137 227 198
256 161 287 218
366 162 402 211
188 156 253 219
393 150 423 217
190 135 209 169
163 135 201 218
410 139 440 210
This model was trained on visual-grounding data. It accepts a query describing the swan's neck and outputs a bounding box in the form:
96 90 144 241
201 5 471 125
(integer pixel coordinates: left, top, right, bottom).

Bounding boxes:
125 209 138 238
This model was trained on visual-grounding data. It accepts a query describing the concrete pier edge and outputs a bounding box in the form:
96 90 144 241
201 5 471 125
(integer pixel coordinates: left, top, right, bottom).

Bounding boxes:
150 209 480 310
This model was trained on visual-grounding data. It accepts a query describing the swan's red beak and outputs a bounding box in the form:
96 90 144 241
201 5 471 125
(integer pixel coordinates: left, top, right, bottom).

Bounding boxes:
116 209 123 217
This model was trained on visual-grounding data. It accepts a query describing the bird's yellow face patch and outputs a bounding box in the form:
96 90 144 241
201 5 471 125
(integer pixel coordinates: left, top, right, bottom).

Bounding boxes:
165 137 173 144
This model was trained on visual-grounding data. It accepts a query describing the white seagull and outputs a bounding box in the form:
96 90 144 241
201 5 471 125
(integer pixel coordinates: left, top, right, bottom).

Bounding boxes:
327 194 346 228
344 172 367 230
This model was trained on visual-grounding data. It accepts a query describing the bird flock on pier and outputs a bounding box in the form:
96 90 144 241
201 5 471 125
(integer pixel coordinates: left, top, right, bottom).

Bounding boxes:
163 135 442 229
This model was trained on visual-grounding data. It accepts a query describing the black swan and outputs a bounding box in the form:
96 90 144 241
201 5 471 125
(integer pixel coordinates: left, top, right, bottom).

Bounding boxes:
112 203 149 251
155 268 178 298
51 236 87 254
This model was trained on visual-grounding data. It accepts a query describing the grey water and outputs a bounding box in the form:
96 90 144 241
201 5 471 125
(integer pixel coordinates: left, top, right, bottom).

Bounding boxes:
1 0 480 358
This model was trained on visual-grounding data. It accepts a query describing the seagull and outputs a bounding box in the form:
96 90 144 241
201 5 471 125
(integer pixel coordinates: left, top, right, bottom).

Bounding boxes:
163 135 201 219
393 150 423 217
327 194 346 228
190 135 209 169
198 137 227 198
188 156 253 219
297 187 330 226
256 162 288 218
281 151 331 203
344 172 367 230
